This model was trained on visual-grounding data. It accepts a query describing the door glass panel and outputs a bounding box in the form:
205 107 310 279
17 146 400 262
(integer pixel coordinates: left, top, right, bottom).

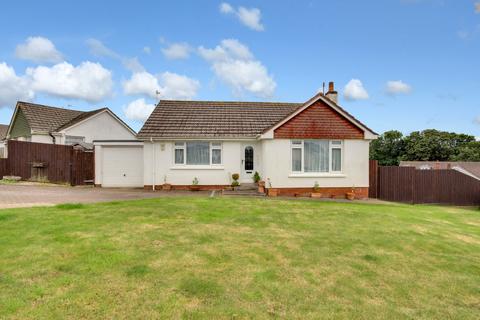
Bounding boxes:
244 146 254 171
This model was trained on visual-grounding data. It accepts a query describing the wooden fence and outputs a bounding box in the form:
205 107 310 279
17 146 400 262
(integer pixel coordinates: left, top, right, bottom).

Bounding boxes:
0 140 94 186
369 160 480 205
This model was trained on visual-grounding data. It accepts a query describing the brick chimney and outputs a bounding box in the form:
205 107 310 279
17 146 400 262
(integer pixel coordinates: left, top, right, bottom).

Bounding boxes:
325 81 338 104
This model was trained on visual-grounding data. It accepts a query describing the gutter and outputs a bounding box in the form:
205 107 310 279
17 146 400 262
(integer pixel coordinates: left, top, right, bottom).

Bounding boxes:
48 132 56 144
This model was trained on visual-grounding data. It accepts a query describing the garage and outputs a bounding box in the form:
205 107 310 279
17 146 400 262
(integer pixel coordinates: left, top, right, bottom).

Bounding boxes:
94 141 144 188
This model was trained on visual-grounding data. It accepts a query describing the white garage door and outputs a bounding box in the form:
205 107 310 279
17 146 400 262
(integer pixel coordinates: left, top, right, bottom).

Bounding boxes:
102 146 143 187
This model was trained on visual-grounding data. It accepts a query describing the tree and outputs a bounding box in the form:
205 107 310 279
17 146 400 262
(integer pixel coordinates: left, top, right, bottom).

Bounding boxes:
401 129 475 161
451 141 480 161
369 130 405 165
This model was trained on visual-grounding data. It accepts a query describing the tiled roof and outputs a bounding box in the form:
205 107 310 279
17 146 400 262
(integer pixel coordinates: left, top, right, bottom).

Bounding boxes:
0 124 8 140
16 101 105 133
137 100 302 139
400 161 480 180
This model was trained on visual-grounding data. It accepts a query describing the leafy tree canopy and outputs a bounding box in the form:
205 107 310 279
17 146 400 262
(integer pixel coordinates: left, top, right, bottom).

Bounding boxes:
370 129 479 165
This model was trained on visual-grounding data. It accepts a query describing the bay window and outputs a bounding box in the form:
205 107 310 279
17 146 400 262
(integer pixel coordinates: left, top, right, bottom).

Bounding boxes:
291 140 343 173
174 142 222 165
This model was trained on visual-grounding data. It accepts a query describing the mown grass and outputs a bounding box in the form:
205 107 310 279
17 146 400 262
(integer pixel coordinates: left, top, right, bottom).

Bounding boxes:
0 197 479 319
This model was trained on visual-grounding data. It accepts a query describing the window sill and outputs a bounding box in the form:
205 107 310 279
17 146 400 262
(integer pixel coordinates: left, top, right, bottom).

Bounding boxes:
171 165 224 170
289 173 346 178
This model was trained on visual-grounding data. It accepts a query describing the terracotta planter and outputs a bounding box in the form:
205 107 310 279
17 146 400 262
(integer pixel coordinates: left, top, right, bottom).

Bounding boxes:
162 183 172 191
267 188 278 197
346 192 355 200
311 192 323 198
190 185 201 192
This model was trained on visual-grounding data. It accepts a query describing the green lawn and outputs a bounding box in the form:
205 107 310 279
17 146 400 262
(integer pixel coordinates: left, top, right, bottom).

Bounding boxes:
0 197 479 319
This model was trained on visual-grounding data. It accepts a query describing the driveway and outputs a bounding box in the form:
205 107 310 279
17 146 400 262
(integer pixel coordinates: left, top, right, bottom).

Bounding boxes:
0 184 210 209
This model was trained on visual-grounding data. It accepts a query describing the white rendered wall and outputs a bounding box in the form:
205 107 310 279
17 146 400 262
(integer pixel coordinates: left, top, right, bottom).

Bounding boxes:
260 139 370 188
144 141 250 186
31 134 53 144
62 112 135 143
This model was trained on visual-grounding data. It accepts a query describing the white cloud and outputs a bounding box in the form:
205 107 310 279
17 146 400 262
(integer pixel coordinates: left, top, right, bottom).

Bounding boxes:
475 2 480 13
86 38 118 59
123 72 161 99
474 116 480 125
86 38 144 72
159 72 200 99
143 46 151 54
344 79 369 101
220 3 264 31
198 39 275 98
123 71 200 100
124 98 156 121
15 36 63 63
0 62 34 108
386 80 412 95
220 2 234 13
122 57 144 73
26 61 113 102
161 43 191 60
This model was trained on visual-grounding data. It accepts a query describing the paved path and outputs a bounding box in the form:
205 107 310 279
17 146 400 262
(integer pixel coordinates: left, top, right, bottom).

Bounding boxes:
0 184 210 209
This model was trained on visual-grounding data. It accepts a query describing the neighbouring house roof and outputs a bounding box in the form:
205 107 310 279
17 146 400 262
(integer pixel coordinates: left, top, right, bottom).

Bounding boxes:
137 100 302 139
8 102 134 137
0 124 8 140
400 161 480 180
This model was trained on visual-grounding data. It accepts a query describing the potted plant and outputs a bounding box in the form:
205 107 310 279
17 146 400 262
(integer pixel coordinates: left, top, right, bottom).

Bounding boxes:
253 171 261 184
258 180 266 193
266 178 278 197
231 173 240 190
311 181 322 198
190 177 200 191
162 175 172 191
346 186 355 200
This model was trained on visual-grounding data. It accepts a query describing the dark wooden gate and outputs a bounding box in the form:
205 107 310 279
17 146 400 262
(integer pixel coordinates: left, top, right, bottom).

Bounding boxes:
0 140 94 186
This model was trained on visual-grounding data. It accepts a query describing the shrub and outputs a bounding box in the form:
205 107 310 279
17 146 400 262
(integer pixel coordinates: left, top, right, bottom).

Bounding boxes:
313 181 320 192
192 177 199 185
231 180 240 187
253 171 261 183
232 173 239 181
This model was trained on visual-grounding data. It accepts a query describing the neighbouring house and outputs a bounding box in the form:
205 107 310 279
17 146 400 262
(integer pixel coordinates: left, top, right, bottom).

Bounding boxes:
6 101 136 146
0 124 8 158
400 161 480 180
94 82 378 197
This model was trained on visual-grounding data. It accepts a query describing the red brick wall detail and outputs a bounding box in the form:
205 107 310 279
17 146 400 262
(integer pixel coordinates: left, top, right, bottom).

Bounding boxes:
269 187 369 199
274 100 364 139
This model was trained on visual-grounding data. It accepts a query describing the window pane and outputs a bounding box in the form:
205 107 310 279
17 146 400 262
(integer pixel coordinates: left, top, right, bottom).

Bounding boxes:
186 142 210 165
304 140 329 172
331 140 342 145
212 142 221 148
175 149 184 164
292 148 302 171
212 149 221 164
244 146 254 171
174 142 185 146
332 148 341 171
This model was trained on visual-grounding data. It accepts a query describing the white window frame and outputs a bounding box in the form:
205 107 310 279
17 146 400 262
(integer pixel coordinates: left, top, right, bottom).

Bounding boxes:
173 141 223 166
290 140 343 174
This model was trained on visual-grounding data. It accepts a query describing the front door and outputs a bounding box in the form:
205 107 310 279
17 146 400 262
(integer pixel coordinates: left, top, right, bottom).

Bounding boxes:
241 145 255 182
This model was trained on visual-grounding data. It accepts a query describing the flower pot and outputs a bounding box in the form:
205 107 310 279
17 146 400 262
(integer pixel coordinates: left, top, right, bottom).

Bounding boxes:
162 183 172 191
190 185 201 192
267 188 278 197
346 192 355 200
310 192 323 198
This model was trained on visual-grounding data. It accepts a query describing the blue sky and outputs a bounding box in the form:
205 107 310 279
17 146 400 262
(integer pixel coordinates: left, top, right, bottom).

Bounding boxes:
0 0 479 136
